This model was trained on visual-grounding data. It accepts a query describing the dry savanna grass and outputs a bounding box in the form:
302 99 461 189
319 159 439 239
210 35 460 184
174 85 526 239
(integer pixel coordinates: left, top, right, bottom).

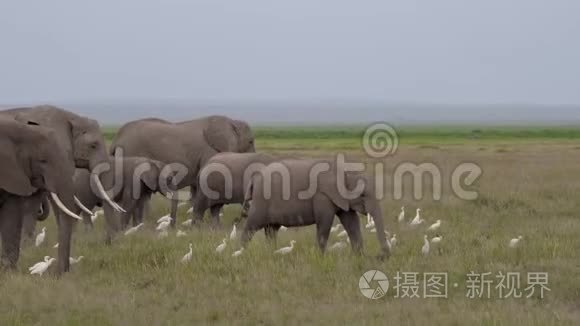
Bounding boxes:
1 135 580 325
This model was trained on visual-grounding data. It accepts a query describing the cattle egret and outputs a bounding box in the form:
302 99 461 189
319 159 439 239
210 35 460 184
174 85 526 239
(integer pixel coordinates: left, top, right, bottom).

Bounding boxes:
176 230 187 237
124 223 144 236
177 202 187 208
232 247 244 257
69 256 84 265
29 257 56 276
181 243 193 263
390 234 397 247
397 206 405 223
52 243 59 249
410 208 422 223
157 215 172 224
35 227 46 247
156 219 171 231
421 235 430 256
328 241 347 251
365 213 375 229
431 235 443 244
337 230 348 238
274 240 296 255
279 226 288 232
29 256 51 272
509 236 523 248
182 219 193 227
215 238 227 253
186 207 193 214
427 220 441 232
330 224 342 233
229 224 237 240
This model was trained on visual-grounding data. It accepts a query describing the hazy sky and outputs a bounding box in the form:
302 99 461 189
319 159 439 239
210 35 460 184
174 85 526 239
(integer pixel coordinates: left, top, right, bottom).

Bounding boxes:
1 1 579 106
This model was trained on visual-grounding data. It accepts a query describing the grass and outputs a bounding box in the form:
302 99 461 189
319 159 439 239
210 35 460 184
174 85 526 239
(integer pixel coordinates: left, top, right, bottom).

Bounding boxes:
2 126 580 325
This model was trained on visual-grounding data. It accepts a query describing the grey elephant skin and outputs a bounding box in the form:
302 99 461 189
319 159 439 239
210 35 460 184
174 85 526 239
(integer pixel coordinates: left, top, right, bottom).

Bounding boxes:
110 115 255 225
193 152 275 226
243 159 391 259
24 157 173 241
1 105 108 273
0 117 77 271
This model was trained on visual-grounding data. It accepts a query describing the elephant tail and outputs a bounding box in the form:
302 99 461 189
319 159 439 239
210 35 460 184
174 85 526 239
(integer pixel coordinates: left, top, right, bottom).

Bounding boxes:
235 177 256 224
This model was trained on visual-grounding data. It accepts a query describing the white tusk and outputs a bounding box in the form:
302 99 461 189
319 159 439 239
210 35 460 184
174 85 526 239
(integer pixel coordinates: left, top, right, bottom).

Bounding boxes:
74 196 97 219
50 193 83 220
91 174 126 213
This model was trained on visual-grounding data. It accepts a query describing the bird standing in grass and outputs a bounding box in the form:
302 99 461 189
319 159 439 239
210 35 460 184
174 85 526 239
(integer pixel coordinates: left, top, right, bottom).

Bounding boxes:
509 236 523 248
274 240 296 255
397 206 405 223
215 238 227 253
330 224 342 233
427 220 441 232
176 230 187 237
157 215 171 224
182 219 193 227
125 223 144 236
35 227 46 247
156 219 171 231
232 247 244 257
365 213 375 229
409 209 424 228
181 243 193 263
69 256 84 265
279 226 288 232
230 224 237 240
337 230 348 238
29 257 56 276
431 235 443 244
390 234 397 248
421 235 430 256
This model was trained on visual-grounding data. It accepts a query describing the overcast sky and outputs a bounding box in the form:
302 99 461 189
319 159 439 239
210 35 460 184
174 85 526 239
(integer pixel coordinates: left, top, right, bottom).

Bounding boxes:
1 1 579 115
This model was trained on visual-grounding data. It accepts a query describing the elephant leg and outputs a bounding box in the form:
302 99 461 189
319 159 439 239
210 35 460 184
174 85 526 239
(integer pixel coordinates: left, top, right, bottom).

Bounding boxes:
264 225 280 247
169 199 178 228
57 213 74 274
0 197 23 270
132 195 148 227
192 193 208 227
337 210 363 255
21 211 38 240
313 194 337 253
103 203 120 245
209 204 223 229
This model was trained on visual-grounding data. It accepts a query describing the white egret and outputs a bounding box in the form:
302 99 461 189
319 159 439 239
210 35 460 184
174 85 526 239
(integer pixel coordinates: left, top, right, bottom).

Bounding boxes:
52 243 59 249
29 257 56 276
397 206 405 223
157 215 172 224
421 235 430 256
427 220 441 232
69 256 84 265
156 219 171 231
337 230 348 238
35 227 46 247
232 247 244 257
330 224 342 233
215 238 227 253
274 240 296 255
176 230 187 237
229 224 237 240
390 234 397 247
182 219 193 227
431 235 443 244
365 213 375 229
509 236 523 248
29 256 50 271
181 243 193 263
124 223 144 236
279 226 288 232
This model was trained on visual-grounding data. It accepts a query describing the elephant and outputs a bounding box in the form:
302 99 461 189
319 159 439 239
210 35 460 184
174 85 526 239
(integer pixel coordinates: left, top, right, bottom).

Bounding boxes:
110 115 255 226
0 117 82 270
1 105 109 273
193 152 275 227
23 157 174 241
241 159 391 259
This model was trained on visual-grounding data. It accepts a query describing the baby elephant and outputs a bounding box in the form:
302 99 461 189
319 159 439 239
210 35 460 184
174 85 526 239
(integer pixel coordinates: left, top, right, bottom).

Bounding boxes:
192 152 275 227
243 159 390 259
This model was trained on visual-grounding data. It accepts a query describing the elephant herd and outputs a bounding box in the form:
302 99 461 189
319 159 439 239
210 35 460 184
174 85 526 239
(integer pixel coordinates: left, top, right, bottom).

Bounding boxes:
0 105 389 275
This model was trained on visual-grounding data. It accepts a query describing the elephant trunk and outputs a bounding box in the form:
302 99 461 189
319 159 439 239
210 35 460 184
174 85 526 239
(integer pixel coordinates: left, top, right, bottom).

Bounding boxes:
37 195 50 221
368 203 390 260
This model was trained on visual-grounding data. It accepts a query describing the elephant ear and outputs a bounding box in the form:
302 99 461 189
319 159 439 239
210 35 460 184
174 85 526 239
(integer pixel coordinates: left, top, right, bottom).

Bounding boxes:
203 116 237 153
0 137 36 196
140 162 161 191
319 176 350 212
